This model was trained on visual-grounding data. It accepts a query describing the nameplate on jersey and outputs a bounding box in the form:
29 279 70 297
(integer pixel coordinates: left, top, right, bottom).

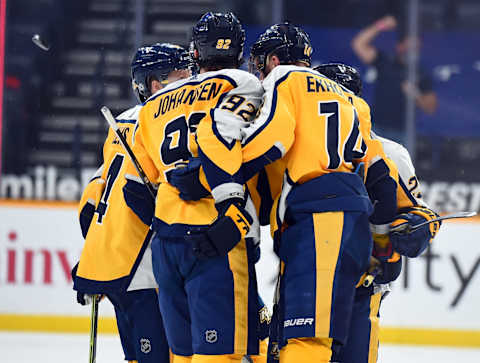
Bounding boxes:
154 81 224 118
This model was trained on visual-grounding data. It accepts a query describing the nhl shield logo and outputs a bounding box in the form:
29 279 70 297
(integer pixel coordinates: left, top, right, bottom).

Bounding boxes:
270 342 280 360
205 330 218 343
140 338 151 354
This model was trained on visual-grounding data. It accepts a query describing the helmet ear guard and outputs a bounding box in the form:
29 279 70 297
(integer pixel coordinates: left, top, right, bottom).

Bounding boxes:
131 43 192 103
249 22 313 76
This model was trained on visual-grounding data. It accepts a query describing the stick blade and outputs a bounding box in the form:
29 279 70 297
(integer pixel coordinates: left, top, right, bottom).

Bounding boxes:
453 211 477 218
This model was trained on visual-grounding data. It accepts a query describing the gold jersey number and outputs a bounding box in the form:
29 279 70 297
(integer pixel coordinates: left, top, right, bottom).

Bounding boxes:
216 38 232 49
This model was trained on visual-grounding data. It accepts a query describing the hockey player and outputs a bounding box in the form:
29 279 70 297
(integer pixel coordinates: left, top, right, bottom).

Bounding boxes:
131 12 265 363
169 22 394 362
314 63 441 363
72 43 192 363
191 22 375 363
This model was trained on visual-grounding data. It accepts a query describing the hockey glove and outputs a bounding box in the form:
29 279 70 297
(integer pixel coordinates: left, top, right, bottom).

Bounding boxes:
71 263 103 306
123 176 156 226
374 255 403 284
389 207 441 258
76 291 95 306
168 158 210 201
185 199 253 259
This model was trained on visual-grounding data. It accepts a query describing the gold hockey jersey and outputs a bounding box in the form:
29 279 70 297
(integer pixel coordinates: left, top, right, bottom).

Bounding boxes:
133 69 263 233
76 105 156 291
242 65 367 185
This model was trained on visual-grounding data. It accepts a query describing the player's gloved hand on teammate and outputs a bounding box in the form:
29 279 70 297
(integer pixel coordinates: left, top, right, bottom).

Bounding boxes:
389 208 441 258
123 177 156 226
168 158 210 201
185 198 253 259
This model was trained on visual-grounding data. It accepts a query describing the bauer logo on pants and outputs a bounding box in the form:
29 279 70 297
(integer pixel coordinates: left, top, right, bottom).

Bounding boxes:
205 330 218 343
284 317 314 327
140 338 151 353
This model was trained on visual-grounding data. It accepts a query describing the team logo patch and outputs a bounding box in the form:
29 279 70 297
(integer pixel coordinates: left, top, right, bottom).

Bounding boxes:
205 330 218 343
259 306 271 324
140 338 151 354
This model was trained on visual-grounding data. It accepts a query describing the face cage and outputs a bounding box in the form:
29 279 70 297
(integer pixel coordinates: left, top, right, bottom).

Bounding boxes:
248 53 265 78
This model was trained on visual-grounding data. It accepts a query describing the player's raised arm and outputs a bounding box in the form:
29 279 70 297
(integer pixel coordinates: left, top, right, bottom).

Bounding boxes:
195 69 263 203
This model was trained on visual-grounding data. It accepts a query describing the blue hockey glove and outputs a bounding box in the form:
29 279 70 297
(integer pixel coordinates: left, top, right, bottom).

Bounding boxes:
71 263 100 306
389 207 441 258
76 291 95 306
374 256 403 284
185 199 252 259
122 177 156 226
168 158 210 201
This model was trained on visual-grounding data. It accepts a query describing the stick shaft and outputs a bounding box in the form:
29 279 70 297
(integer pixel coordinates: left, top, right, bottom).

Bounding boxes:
101 106 156 198
89 295 99 363
390 211 477 232
410 211 477 230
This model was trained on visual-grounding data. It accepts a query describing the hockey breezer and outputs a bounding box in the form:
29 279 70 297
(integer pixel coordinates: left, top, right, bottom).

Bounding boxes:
101 106 156 198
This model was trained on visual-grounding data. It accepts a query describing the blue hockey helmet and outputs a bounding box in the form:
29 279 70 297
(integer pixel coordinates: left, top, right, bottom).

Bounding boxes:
314 63 362 96
249 22 313 76
131 43 192 103
190 12 245 69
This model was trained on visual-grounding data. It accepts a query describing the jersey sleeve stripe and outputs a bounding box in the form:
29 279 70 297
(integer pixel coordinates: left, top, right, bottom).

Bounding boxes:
243 71 292 145
244 69 319 146
256 169 274 226
399 177 418 206
241 145 283 181
116 119 137 124
210 97 237 150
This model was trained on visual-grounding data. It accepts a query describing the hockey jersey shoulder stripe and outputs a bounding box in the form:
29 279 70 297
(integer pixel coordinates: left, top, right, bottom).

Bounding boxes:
116 119 136 124
243 68 310 145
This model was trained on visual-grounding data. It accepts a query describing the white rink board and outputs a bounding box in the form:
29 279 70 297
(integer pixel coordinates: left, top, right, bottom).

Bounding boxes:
0 203 115 317
1 203 479 331
258 223 480 330
381 222 480 329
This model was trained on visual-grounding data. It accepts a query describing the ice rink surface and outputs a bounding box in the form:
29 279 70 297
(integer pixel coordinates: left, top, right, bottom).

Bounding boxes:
1 332 479 363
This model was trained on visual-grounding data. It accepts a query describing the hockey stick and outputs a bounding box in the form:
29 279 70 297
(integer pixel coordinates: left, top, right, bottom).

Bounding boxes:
100 106 156 199
88 295 100 363
390 211 477 233
363 211 478 287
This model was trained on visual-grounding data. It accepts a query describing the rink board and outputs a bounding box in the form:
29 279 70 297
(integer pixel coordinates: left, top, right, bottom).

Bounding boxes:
0 200 479 347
